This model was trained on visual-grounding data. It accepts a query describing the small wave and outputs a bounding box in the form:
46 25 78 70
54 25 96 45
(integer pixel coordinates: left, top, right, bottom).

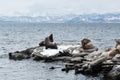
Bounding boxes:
62 40 78 42
0 54 8 58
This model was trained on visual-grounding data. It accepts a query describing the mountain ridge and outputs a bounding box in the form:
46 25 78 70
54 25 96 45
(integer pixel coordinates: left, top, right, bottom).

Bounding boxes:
0 13 120 23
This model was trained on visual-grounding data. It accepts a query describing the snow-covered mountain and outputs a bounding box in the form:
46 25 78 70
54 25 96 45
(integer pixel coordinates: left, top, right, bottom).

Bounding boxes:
66 13 120 23
0 13 120 23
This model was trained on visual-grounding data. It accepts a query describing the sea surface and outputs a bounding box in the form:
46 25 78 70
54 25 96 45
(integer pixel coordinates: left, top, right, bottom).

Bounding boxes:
0 22 120 80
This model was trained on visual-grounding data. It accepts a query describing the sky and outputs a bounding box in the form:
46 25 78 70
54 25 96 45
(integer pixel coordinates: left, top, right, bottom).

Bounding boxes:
0 0 120 16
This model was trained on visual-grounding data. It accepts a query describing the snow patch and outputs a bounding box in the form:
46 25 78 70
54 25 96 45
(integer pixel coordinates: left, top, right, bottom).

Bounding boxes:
36 45 80 57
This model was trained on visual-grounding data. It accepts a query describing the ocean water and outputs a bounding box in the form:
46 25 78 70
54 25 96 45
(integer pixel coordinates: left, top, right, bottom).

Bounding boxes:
0 22 120 80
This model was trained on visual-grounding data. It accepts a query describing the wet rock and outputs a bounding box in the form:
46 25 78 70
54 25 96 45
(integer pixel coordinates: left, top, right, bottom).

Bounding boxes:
70 57 83 63
72 53 89 57
9 46 38 60
49 66 55 70
31 47 47 61
55 50 72 57
112 54 120 63
62 63 75 73
9 52 31 60
53 56 72 62
32 54 46 61
106 65 120 80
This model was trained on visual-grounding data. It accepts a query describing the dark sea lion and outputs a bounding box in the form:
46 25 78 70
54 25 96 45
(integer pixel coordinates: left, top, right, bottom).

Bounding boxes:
49 34 54 42
45 43 58 49
44 37 58 49
39 34 53 46
39 34 57 49
39 41 45 46
45 37 50 45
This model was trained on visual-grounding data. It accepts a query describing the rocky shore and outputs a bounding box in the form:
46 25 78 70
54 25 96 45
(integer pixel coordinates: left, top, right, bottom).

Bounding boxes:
9 34 120 80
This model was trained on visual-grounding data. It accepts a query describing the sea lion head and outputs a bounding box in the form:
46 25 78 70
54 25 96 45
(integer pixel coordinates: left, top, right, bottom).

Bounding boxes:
81 38 91 46
49 34 54 42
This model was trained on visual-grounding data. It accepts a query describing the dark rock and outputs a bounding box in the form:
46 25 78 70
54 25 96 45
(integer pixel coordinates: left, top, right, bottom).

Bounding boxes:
112 54 120 62
106 65 120 80
9 46 38 60
53 57 72 62
54 50 72 57
32 55 44 61
75 68 84 75
49 66 55 70
9 52 31 60
9 53 12 59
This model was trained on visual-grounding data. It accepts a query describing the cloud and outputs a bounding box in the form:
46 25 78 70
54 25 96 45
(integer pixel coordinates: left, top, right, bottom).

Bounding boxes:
0 0 32 16
0 0 120 16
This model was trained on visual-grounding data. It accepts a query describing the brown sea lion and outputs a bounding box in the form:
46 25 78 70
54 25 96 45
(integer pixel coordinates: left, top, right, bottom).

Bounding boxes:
109 49 120 58
81 38 95 50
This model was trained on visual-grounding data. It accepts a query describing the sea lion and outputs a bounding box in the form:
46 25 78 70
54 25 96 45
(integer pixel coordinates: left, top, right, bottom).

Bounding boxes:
109 49 120 58
39 34 56 48
49 34 54 42
39 34 53 46
39 41 45 46
81 38 96 50
44 37 58 49
45 43 58 49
